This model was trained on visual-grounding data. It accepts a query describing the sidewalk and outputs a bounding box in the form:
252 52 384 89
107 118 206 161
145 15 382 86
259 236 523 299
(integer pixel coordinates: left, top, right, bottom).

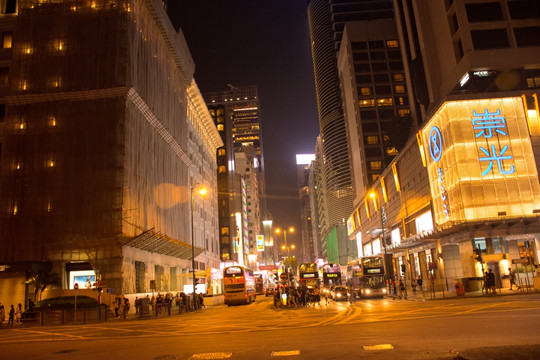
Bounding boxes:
390 286 538 301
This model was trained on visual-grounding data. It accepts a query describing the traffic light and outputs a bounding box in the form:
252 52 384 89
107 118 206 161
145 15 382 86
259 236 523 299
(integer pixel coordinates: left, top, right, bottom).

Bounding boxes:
474 248 483 262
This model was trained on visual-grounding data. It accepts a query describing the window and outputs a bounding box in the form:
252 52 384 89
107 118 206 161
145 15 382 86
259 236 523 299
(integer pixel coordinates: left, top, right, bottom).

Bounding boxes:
217 124 224 131
398 109 411 117
218 166 226 173
471 29 510 50
515 27 540 47
377 98 393 106
370 161 382 170
0 104 5 122
466 2 503 22
0 67 8 86
221 227 229 235
393 73 405 82
359 99 375 108
2 32 12 49
394 85 405 93
509 0 540 20
361 87 372 95
386 40 399 48
366 135 379 145
4 0 16 14
217 148 225 156
372 174 380 182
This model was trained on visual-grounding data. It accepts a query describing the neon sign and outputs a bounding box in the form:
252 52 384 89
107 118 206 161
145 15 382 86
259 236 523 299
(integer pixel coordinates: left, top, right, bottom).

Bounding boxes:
472 109 515 176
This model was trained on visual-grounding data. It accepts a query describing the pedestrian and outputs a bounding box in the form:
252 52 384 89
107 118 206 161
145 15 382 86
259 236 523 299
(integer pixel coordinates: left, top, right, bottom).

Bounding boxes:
0 303 5 327
198 293 205 309
15 303 22 326
508 268 520 290
28 299 35 312
8 305 14 326
123 297 130 319
411 279 417 294
399 280 406 299
487 269 496 294
417 276 423 292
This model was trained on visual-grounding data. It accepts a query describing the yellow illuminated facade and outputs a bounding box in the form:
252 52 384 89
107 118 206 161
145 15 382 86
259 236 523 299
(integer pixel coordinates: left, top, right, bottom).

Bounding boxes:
422 97 540 225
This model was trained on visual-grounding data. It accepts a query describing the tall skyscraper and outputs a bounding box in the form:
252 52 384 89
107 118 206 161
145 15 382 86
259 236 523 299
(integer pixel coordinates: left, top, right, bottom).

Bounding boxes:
0 0 222 306
296 154 316 262
307 0 396 263
206 86 268 265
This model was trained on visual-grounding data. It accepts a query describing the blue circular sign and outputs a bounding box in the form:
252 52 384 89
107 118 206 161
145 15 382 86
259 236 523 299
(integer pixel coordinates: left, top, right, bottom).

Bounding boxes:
429 126 442 162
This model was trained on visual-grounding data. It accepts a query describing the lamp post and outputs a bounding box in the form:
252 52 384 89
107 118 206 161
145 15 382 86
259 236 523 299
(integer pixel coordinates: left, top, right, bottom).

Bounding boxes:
191 183 206 310
276 227 295 282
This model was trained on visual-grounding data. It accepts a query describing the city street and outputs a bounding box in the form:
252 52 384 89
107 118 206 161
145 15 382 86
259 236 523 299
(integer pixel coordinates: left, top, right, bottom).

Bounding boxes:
0 293 539 359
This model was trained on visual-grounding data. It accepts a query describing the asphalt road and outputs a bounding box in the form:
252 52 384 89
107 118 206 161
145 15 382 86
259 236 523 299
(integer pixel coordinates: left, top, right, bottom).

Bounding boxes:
1 293 539 359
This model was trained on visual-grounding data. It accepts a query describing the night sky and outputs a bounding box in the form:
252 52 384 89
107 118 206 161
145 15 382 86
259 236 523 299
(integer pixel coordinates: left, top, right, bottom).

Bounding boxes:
169 1 320 238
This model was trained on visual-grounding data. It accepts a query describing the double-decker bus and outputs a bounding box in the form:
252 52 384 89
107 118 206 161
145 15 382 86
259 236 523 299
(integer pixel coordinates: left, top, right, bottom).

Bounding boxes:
298 262 319 289
223 266 256 306
347 256 387 298
321 263 341 297
254 272 264 294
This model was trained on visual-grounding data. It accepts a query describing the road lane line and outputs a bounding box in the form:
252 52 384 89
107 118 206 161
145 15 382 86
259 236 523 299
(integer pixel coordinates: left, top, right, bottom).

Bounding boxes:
189 352 232 359
271 350 301 356
363 344 393 351
13 329 86 339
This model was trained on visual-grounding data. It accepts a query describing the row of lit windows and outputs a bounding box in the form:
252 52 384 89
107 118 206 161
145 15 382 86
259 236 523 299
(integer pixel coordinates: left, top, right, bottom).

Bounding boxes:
360 84 405 95
12 158 57 171
356 73 405 85
8 200 53 216
351 39 399 50
3 115 58 129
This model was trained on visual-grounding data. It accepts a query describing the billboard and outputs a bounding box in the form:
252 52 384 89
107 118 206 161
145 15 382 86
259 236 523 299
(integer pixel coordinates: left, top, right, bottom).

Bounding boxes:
422 97 540 225
256 235 265 251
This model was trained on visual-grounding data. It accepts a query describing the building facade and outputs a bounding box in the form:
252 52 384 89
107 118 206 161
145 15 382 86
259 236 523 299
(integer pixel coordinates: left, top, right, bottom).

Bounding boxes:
0 0 222 307
206 85 269 265
307 0 398 264
347 0 540 293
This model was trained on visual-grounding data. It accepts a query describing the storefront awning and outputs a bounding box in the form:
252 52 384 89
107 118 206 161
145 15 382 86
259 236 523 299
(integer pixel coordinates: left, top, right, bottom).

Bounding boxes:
397 217 540 250
124 229 204 260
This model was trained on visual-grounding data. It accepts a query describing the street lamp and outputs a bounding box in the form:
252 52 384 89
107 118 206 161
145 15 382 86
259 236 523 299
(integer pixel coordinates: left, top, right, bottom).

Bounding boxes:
276 227 295 281
281 243 296 257
191 183 207 310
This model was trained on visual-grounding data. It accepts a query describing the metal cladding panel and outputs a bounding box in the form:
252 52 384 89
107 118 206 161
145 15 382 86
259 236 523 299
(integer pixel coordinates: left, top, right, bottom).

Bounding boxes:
422 97 540 225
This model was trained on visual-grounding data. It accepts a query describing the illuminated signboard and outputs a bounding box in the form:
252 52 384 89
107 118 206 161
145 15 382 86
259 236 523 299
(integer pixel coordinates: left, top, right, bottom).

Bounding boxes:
422 97 540 225
256 235 265 252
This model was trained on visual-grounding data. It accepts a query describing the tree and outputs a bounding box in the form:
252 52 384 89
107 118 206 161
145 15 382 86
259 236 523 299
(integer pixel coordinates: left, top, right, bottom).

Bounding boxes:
24 270 61 301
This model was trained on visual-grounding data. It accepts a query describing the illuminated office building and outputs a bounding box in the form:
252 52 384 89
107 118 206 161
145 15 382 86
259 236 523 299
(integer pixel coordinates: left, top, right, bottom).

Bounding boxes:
0 0 222 307
347 0 540 292
206 86 268 265
296 154 317 262
308 0 396 264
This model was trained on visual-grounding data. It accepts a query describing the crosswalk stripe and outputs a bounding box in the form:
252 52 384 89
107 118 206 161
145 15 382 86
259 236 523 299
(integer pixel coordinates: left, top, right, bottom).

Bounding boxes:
189 352 233 359
271 350 301 356
363 344 394 351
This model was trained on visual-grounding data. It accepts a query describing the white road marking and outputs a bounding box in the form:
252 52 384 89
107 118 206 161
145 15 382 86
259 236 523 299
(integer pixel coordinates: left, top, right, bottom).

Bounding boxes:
363 344 394 351
271 350 301 356
189 352 233 359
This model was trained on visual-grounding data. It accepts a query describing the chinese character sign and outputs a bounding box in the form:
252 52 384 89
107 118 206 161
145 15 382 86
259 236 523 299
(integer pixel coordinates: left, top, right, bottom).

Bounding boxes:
422 97 540 225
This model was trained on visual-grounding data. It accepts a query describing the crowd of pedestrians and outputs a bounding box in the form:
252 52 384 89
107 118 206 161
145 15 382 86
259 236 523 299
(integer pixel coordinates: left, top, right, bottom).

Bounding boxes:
273 284 322 308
